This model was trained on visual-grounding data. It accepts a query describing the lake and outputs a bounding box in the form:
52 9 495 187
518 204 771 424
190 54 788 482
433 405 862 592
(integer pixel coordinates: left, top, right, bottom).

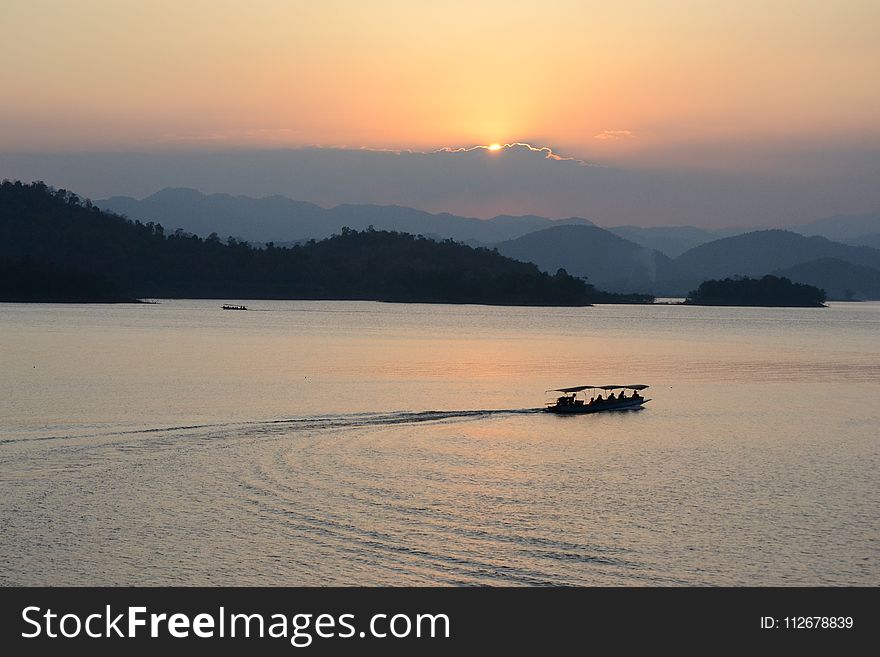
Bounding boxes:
1 300 878 585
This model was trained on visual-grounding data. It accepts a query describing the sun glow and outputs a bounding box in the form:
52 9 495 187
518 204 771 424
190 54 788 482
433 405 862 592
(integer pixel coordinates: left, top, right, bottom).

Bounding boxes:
487 143 502 151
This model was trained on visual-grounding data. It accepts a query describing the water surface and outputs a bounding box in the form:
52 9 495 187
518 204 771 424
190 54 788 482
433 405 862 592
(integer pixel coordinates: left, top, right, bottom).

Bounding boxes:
1 300 877 585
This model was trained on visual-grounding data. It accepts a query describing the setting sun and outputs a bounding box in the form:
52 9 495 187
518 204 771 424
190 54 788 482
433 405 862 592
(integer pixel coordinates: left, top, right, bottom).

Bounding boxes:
487 143 502 151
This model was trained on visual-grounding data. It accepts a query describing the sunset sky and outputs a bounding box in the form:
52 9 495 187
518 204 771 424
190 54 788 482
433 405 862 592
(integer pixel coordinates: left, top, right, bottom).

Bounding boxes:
2 0 879 224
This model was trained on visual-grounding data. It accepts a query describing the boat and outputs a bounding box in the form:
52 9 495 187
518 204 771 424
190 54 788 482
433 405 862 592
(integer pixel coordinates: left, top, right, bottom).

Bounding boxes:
222 304 247 310
544 384 650 414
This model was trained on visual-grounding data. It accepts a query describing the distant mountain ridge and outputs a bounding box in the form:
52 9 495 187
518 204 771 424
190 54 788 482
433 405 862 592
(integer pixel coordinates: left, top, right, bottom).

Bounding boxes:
792 211 880 241
842 233 880 250
607 225 719 258
97 188 594 245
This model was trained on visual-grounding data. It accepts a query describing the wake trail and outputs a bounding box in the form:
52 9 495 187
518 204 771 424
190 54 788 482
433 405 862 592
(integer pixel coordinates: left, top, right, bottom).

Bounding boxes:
1 408 544 446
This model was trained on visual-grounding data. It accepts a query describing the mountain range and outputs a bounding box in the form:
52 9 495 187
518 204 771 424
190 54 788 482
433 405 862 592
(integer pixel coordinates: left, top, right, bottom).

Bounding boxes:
658 230 880 295
494 225 669 293
2 181 632 306
96 188 880 299
98 188 593 246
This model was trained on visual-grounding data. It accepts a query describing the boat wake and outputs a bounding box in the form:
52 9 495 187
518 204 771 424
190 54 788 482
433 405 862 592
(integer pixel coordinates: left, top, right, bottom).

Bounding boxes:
1 408 544 446
270 407 543 429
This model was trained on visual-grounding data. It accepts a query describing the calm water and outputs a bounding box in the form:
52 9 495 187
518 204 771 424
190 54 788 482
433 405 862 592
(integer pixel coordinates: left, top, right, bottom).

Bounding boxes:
1 300 878 585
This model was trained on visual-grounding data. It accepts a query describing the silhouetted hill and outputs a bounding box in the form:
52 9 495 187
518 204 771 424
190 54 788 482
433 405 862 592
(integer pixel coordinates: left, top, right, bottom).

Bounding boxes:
494 225 671 293
98 188 594 244
2 181 645 305
607 225 719 258
685 275 826 307
661 230 880 294
772 258 880 300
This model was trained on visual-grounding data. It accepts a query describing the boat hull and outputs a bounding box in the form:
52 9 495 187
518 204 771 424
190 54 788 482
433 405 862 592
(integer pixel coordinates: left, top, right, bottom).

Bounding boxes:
544 398 650 414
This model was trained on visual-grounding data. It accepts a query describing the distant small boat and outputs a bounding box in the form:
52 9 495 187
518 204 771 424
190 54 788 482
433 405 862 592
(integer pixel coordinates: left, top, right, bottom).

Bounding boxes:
545 384 650 414
222 304 247 310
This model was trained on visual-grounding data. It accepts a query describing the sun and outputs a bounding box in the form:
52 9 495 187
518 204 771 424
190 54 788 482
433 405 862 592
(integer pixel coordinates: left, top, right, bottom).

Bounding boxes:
487 143 502 151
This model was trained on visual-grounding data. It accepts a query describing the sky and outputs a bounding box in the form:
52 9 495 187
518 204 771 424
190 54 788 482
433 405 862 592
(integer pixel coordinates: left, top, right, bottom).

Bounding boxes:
1 0 879 226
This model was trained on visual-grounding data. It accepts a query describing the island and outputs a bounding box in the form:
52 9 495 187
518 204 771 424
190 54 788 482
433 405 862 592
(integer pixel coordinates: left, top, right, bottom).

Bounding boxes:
684 275 826 307
0 180 653 306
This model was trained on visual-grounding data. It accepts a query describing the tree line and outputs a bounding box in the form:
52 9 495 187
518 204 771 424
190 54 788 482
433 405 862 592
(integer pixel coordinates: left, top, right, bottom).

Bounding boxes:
0 180 653 305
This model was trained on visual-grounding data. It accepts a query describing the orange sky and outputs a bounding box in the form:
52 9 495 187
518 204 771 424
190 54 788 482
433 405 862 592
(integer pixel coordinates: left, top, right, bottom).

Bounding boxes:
2 0 879 172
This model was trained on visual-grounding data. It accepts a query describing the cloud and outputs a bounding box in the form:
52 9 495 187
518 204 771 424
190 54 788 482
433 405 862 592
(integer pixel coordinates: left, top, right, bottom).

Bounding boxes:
434 142 592 166
594 130 634 141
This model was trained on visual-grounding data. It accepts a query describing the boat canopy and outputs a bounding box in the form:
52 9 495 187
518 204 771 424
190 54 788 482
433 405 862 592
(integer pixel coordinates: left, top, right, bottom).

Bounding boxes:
550 384 649 393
